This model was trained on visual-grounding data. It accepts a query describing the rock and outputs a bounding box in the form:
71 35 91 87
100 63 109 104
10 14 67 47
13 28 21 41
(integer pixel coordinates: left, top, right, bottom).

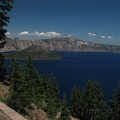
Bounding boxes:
1 37 120 53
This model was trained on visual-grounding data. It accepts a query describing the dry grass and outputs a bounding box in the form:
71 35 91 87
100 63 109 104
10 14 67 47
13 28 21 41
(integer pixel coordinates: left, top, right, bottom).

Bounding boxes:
24 103 49 120
25 109 49 120
70 116 79 120
0 83 9 101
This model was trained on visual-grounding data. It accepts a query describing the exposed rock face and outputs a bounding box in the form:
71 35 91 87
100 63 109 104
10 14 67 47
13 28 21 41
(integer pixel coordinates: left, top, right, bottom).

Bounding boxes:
1 37 120 52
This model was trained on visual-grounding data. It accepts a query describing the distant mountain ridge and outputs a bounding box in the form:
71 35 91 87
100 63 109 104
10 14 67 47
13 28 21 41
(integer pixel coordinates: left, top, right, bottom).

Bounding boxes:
1 37 120 53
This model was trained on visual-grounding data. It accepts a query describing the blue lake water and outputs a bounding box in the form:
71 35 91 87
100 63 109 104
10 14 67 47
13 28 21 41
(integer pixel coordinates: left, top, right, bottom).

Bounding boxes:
5 52 120 104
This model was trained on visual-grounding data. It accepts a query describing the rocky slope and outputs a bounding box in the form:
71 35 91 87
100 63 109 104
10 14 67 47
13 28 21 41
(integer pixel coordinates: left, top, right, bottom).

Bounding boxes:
1 37 120 52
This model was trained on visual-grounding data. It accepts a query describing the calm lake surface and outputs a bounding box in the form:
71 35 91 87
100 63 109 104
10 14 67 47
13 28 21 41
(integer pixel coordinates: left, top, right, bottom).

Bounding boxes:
5 52 120 104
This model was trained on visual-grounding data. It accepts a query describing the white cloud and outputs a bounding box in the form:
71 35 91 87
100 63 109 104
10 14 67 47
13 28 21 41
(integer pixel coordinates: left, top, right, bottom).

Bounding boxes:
88 32 96 37
5 32 10 35
101 36 107 38
108 36 113 39
31 31 62 37
45 31 61 37
88 32 113 39
17 31 62 37
18 31 29 35
100 35 113 39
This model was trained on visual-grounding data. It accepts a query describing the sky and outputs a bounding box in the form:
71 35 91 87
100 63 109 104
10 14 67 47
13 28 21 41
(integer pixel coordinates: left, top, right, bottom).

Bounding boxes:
5 0 120 45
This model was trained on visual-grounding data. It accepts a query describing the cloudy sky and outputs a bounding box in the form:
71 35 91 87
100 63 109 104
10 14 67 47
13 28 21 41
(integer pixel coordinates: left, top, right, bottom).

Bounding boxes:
6 0 120 45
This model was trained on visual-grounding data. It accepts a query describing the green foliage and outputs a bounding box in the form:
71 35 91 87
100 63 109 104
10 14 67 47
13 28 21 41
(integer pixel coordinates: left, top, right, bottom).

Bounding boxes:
109 82 120 119
7 57 24 112
0 54 6 82
7 56 41 112
46 73 59 100
60 93 70 120
81 80 94 108
92 80 107 119
0 0 14 47
20 56 40 108
80 80 106 120
46 73 60 117
70 86 81 118
0 0 14 83
39 74 47 93
7 56 61 118
36 74 47 100
46 98 57 119
31 72 47 109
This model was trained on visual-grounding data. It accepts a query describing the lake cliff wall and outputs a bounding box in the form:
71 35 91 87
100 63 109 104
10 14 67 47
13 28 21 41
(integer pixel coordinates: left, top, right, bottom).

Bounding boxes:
1 37 120 53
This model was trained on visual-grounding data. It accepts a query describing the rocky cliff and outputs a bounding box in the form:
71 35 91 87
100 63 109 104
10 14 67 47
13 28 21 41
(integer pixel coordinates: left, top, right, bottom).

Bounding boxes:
1 37 120 52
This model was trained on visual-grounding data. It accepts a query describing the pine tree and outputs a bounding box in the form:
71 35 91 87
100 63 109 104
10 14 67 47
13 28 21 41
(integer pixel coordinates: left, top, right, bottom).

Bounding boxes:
46 73 60 105
30 69 47 109
37 73 47 99
30 68 41 103
46 73 59 100
81 80 93 107
46 97 57 119
109 82 120 120
7 57 24 112
80 80 106 120
0 0 14 47
60 93 70 120
0 0 14 83
46 73 60 118
21 56 40 108
8 56 45 113
70 86 81 118
92 80 107 119
0 54 6 82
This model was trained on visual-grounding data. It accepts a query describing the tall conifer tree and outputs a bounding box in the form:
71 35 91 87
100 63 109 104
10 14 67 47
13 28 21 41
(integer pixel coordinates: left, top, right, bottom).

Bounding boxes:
46 73 59 103
0 0 14 46
109 82 120 120
46 73 60 117
60 93 70 120
92 80 107 119
46 97 57 119
70 86 81 118
0 0 14 82
8 56 44 113
21 56 40 107
0 54 6 82
80 80 106 120
8 57 24 112
37 73 47 99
